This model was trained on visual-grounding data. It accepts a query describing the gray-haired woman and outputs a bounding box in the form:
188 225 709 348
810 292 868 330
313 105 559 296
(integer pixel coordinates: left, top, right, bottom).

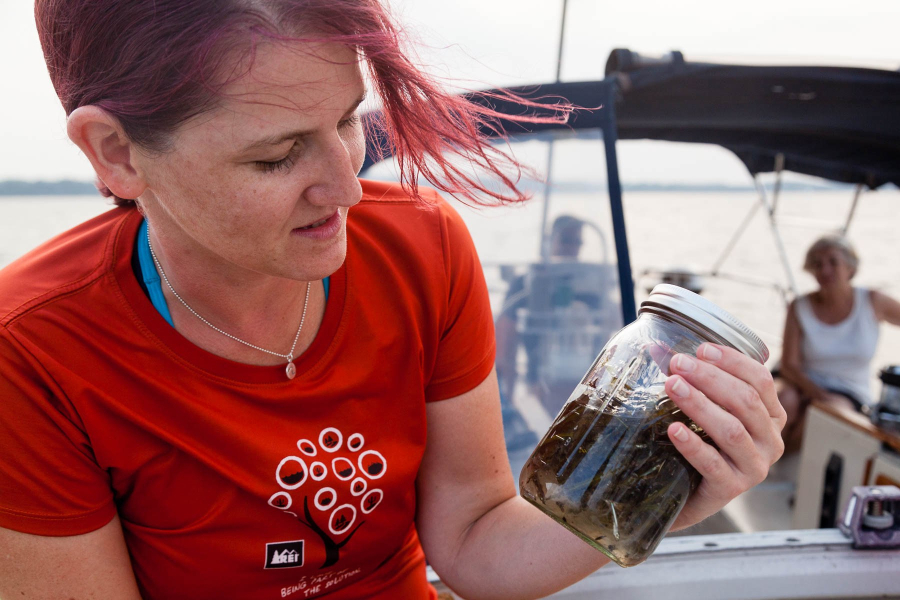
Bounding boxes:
778 234 900 446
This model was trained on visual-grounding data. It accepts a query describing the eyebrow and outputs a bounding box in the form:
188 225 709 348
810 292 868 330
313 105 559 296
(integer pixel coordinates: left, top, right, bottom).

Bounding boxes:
241 90 368 152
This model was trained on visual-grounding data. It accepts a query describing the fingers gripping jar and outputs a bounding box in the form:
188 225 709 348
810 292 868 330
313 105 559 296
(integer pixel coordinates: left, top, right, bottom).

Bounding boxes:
519 284 769 567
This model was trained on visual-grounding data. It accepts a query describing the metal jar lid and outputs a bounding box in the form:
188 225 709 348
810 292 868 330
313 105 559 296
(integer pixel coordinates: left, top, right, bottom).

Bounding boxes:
639 284 769 364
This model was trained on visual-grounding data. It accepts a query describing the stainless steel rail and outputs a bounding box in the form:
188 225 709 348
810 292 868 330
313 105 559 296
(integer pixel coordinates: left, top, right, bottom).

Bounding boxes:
428 529 900 599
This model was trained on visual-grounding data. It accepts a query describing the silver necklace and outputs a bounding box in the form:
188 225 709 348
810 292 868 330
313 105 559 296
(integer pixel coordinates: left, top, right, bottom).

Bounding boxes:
147 231 311 380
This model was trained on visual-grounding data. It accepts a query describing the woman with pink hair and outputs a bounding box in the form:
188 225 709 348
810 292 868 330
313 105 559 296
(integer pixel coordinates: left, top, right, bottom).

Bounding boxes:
0 1 784 598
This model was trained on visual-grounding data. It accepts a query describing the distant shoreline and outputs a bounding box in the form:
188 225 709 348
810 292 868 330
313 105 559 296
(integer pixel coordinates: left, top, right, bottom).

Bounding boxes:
0 180 98 196
0 179 853 196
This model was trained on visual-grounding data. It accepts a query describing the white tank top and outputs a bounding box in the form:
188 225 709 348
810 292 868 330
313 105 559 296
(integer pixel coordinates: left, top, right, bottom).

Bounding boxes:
794 287 880 405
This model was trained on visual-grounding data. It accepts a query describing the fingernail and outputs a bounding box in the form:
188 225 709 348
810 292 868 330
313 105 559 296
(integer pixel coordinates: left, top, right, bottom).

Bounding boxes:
674 354 695 372
700 344 723 361
671 376 690 398
673 425 689 442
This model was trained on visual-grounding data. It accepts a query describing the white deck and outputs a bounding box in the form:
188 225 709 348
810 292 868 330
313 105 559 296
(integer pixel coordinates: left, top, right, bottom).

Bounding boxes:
428 529 900 599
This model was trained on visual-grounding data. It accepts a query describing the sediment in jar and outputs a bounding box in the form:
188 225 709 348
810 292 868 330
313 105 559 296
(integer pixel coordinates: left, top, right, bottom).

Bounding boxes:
519 389 704 567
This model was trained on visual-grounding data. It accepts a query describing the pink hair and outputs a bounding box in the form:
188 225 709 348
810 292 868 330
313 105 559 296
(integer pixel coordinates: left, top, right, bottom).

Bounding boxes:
35 0 571 206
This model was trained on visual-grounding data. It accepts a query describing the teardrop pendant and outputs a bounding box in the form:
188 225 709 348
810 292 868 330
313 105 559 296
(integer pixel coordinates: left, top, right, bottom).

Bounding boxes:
286 361 297 380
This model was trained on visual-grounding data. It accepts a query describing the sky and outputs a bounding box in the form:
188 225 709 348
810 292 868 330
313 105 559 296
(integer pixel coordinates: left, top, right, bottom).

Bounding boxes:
1 0 898 183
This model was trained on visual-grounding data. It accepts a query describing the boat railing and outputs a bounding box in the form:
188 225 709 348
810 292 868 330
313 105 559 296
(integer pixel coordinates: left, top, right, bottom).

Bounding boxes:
427 529 900 600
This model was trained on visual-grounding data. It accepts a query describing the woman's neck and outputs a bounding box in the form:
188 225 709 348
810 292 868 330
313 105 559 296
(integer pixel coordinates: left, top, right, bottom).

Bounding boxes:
816 283 854 306
145 216 325 366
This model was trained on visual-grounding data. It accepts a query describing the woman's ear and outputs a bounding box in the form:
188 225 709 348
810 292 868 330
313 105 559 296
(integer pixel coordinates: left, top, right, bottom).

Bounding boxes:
66 106 148 200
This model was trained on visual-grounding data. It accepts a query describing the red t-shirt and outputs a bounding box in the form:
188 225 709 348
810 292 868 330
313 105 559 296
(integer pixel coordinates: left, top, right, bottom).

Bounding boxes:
0 180 496 599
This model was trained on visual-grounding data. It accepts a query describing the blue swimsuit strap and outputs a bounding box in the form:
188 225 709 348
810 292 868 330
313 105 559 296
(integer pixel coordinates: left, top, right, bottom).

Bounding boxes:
137 219 176 327
136 219 328 328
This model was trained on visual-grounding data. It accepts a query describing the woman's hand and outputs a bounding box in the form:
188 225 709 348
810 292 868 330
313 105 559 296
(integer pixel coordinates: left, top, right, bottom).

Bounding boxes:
664 343 786 530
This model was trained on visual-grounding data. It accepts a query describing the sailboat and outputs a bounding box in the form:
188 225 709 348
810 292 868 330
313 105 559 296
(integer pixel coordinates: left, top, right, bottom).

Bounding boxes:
359 47 900 599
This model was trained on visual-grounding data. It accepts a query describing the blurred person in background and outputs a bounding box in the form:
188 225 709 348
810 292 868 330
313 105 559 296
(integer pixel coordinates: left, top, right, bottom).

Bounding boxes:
496 217 586 385
778 234 900 449
495 215 587 439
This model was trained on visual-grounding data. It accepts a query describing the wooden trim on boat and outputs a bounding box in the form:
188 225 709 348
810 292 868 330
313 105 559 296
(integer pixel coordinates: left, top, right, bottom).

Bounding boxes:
875 473 900 487
810 399 900 453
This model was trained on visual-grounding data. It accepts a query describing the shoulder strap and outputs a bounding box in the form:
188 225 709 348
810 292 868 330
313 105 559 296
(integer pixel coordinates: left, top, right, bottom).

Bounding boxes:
136 219 175 327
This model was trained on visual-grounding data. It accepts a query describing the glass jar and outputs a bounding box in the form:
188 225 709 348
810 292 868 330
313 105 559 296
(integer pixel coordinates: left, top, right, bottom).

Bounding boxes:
519 284 769 567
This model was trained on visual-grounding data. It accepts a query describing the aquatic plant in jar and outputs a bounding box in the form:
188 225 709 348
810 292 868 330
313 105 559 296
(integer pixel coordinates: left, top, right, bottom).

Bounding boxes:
519 284 769 566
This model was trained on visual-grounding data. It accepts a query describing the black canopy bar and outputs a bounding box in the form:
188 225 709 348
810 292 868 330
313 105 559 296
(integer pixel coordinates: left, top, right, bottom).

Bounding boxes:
360 50 900 323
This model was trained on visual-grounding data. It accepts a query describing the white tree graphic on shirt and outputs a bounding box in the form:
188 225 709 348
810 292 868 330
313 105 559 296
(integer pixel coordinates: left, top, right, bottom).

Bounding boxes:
268 427 385 568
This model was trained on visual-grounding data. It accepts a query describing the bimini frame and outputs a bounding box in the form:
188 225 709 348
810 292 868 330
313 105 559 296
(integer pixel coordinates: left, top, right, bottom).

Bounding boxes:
361 50 900 327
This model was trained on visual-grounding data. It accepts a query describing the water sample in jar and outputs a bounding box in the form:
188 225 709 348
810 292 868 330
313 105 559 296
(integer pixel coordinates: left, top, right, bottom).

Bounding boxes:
519 284 768 567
